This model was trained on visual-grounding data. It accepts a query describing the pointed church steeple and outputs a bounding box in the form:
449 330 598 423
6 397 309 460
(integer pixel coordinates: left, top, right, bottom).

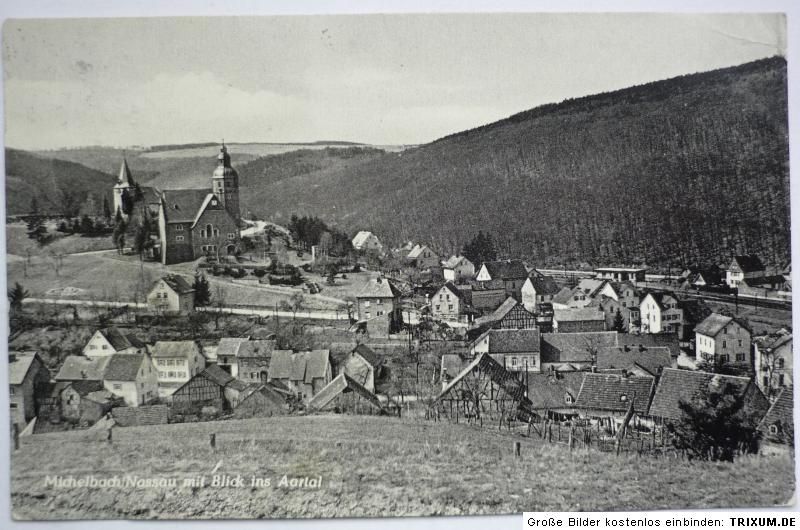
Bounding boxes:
211 141 240 224
118 157 133 186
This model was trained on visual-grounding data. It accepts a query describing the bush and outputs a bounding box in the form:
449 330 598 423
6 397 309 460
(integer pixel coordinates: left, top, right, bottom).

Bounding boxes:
253 268 268 278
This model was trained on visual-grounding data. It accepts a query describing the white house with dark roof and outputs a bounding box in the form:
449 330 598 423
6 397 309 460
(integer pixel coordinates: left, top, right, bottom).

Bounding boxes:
753 333 793 398
694 313 751 370
521 273 561 312
725 255 765 288
82 327 146 359
442 255 475 284
475 259 528 299
54 353 157 407
355 277 403 337
151 340 207 397
352 231 383 254
430 281 473 321
406 244 439 270
147 274 195 314
639 292 683 335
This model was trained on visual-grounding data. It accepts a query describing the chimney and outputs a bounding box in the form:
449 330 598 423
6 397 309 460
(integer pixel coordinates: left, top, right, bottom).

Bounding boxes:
591 365 598 373
81 370 87 379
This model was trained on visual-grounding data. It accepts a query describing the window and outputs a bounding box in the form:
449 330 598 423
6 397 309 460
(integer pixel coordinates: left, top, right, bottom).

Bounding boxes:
176 235 185 242
159 371 166 378
435 305 440 311
101 345 108 350
565 394 573 404
720 354 730 363
769 424 780 435
763 375 770 387
113 383 122 390
776 358 785 369
90 344 97 350
738 340 742 347
735 353 745 362
722 341 727 349
448 304 453 311
364 301 371 308
9 387 15 396
175 224 184 231
778 374 785 386
377 310 384 317
511 357 518 367
157 359 165 366
168 371 175 378
227 233 236 240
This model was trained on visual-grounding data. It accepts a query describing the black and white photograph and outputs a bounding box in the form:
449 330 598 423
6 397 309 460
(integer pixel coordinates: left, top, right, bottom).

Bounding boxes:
2 5 796 522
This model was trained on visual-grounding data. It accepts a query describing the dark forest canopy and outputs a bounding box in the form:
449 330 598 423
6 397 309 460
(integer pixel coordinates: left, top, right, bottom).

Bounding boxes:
243 56 790 270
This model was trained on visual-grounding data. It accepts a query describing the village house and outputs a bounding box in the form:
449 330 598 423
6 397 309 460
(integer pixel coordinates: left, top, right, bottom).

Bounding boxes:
649 368 769 426
639 292 684 336
351 231 383 254
335 344 384 392
469 328 541 372
9 352 51 430
474 296 537 330
406 244 440 270
232 383 291 418
540 331 619 372
308 373 386 414
430 281 473 322
694 313 752 371
150 340 207 397
552 278 607 309
54 353 158 407
617 332 681 360
154 143 241 265
594 266 647 285
215 337 250 376
680 266 723 290
268 350 333 402
475 259 528 299
170 364 239 414
40 381 119 426
520 273 561 312
469 280 509 313
757 388 793 447
82 327 146 359
595 345 673 377
147 274 196 314
355 277 403 337
753 333 793 398
442 255 475 284
236 340 277 384
553 307 606 333
574 372 655 419
724 255 765 289
525 372 585 419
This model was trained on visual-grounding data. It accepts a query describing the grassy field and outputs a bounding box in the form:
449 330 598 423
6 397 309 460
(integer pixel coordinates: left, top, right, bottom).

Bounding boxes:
6 223 115 257
11 415 795 519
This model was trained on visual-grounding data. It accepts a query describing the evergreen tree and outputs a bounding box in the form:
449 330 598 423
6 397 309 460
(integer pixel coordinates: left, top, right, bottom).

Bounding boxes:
30 196 40 216
102 196 112 220
8 282 29 312
462 231 497 266
193 273 211 306
613 309 625 332
26 216 47 245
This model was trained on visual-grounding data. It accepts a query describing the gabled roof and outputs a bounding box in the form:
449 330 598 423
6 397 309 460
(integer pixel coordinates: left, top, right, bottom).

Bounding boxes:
437 281 466 301
474 296 520 326
200 364 235 387
268 350 296 379
481 260 528 280
151 340 202 359
237 340 277 359
55 355 110 381
434 353 530 405
554 307 605 323
596 346 672 376
407 244 436 259
156 274 195 295
352 231 379 248
753 333 793 352
352 343 382 368
575 278 608 297
103 354 145 382
160 188 213 224
758 388 793 444
9 352 41 386
269 350 330 383
527 275 561 296
442 255 473 269
729 255 765 273
617 333 680 358
526 372 585 410
356 277 401 299
575 373 654 414
216 337 250 358
540 332 619 364
116 158 134 186
83 389 117 404
694 313 749 338
640 291 678 311
304 350 331 383
552 286 577 306
97 327 145 351
307 373 385 412
472 328 540 354
648 368 754 421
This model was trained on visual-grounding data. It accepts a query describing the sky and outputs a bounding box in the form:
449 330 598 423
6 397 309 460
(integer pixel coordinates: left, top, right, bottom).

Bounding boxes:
1 13 787 150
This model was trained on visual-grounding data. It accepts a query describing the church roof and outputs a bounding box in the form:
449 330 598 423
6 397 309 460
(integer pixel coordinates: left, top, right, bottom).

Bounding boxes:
116 158 133 187
160 189 213 224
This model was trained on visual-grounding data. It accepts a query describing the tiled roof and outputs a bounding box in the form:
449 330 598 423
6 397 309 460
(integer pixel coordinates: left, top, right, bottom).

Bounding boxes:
112 405 170 427
474 296 520 327
554 307 605 323
237 340 277 359
9 352 39 386
484 329 541 354
758 388 794 444
216 337 250 358
694 313 741 337
482 260 528 280
648 368 753 421
526 372 585 409
575 278 607 297
356 277 401 299
352 231 379 248
596 346 672 376
269 350 296 380
55 355 110 381
575 373 654 414
438 281 466 301
617 333 680 358
528 274 561 296
730 255 765 273
201 365 235 387
443 255 472 269
98 327 145 351
408 244 435 259
304 350 331 383
435 353 529 405
160 188 214 224
102 354 145 382
352 343 382 368
308 373 384 412
151 340 202 359
159 274 195 294
552 286 577 306
540 332 619 364
83 389 117 404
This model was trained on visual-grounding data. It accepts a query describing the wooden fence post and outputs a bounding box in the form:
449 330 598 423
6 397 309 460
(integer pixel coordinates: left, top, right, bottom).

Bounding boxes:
107 427 113 443
210 433 216 449
12 423 19 451
568 427 574 452
514 441 521 458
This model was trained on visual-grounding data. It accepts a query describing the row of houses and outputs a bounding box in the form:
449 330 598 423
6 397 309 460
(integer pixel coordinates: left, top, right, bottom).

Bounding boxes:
434 351 793 447
9 328 392 431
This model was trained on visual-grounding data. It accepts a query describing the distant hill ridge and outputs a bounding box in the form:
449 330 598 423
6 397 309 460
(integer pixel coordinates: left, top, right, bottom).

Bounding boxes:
242 56 790 269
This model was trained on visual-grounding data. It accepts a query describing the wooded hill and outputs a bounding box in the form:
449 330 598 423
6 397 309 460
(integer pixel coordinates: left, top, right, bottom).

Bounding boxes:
242 57 790 270
4 148 116 217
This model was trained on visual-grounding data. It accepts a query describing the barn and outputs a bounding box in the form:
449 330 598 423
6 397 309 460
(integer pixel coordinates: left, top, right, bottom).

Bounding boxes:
170 365 234 414
307 373 385 414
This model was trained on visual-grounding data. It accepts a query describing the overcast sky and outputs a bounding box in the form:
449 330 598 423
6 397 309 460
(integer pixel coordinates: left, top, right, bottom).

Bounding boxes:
2 13 786 149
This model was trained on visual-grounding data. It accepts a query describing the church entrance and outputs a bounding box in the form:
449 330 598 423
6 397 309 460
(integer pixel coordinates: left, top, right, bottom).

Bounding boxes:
226 244 236 255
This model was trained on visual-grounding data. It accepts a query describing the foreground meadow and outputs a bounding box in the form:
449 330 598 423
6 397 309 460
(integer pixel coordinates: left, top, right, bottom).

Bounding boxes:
11 415 795 519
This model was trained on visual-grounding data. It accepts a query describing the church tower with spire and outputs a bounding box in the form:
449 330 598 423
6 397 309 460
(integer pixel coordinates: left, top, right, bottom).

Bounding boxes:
211 142 241 225
113 157 134 217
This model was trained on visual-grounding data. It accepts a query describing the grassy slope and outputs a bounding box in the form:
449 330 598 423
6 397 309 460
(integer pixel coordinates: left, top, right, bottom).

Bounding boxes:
6 223 115 257
11 415 795 519
246 57 790 269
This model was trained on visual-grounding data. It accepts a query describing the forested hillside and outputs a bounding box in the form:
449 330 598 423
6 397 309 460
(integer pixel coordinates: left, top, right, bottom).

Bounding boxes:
243 57 790 269
4 149 116 216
